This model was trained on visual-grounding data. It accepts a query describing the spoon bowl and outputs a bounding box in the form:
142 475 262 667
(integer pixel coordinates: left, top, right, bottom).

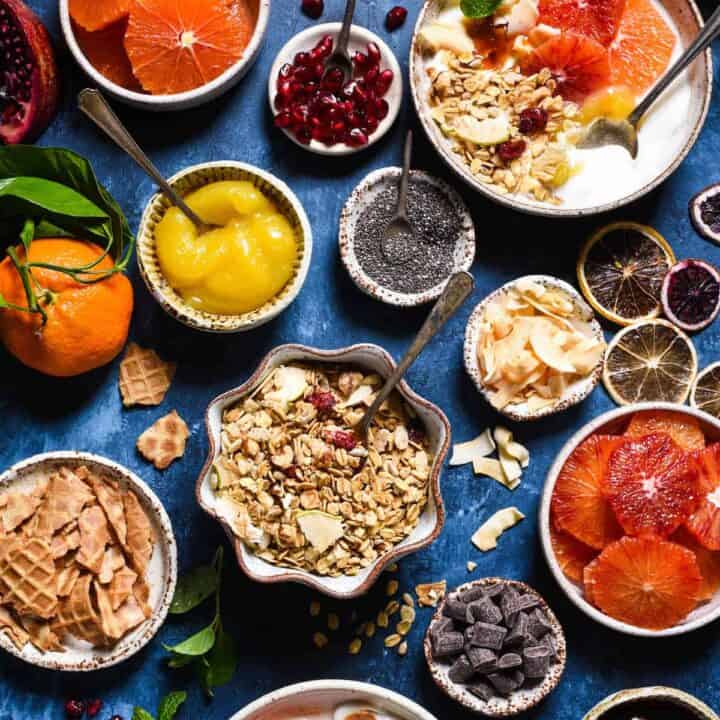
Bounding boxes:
381 130 416 263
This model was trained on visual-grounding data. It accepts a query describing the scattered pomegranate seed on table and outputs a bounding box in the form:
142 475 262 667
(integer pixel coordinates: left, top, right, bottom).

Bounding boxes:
64 700 85 718
86 699 103 717
301 0 324 19
386 6 408 31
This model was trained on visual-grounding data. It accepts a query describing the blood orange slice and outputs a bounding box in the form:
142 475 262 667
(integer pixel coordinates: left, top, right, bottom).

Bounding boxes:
686 443 720 550
69 0 130 31
605 433 700 538
550 523 598 583
520 33 610 102
625 409 706 452
609 0 676 96
124 0 252 95
537 0 626 47
551 434 625 550
673 527 720 602
583 536 702 630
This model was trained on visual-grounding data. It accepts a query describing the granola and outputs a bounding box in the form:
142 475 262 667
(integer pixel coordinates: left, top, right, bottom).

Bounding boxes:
212 363 433 577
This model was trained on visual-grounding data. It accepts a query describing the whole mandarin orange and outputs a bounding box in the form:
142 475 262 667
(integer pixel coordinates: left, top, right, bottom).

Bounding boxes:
0 238 133 377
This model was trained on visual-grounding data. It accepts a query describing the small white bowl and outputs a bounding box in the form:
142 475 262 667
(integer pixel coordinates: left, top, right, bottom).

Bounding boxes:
136 161 312 333
229 679 439 720
583 687 719 720
0 451 177 671
339 167 476 306
196 343 450 599
267 22 402 155
540 402 720 637
60 0 271 111
463 275 604 421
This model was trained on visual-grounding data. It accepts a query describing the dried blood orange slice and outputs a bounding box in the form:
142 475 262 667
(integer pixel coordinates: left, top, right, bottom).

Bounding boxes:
551 434 625 550
624 409 706 452
537 0 626 47
520 33 610 103
673 527 720 602
124 0 251 95
583 536 702 630
686 443 720 550
691 362 720 420
605 433 700 538
550 523 598 583
69 0 130 31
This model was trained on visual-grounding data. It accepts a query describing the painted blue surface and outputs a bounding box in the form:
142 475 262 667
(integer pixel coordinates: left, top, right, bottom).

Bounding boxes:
1 1 720 718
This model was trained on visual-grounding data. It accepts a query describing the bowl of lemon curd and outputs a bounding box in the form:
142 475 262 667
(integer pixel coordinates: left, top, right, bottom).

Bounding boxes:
137 161 312 332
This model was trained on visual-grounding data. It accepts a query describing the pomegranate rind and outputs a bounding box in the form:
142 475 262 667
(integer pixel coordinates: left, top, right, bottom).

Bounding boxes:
624 409 706 451
673 527 720 602
551 434 625 550
550 522 598 583
686 443 720 551
660 259 720 333
537 0 626 46
584 536 702 630
605 433 700 538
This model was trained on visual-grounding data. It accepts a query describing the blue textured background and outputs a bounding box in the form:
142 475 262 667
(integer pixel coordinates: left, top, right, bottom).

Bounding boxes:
1 1 720 718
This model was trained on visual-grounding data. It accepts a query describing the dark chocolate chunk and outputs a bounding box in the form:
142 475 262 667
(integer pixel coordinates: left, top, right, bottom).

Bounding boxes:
467 681 495 702
498 652 522 670
443 595 469 623
448 654 475 683
499 587 522 625
504 611 530 648
514 594 540 613
465 645 498 673
539 632 558 660
469 622 507 650
467 598 503 625
483 583 505 599
431 616 454 639
488 670 524 696
523 645 551 678
460 585 487 603
527 608 552 638
432 631 464 658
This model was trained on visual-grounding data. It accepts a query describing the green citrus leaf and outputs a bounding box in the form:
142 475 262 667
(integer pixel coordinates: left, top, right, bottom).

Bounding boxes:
163 623 216 656
461 0 503 17
170 563 218 615
132 707 156 720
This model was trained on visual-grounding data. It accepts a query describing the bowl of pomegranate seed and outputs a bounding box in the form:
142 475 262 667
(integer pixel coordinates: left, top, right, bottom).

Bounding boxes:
268 23 403 155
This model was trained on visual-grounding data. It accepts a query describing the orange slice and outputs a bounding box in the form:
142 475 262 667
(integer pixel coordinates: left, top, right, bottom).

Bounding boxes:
69 0 130 31
686 443 720 550
584 536 702 630
624 409 706 452
550 523 598 583
609 0 676 96
538 0 626 47
673 527 720 602
124 0 252 95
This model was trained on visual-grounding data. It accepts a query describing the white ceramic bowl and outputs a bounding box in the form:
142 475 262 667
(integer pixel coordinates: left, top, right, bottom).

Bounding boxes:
339 167 476 306
136 161 312 333
268 23 402 155
0 451 177 670
540 402 720 637
464 275 604 421
196 343 450 599
229 679 439 720
60 0 271 111
583 687 719 720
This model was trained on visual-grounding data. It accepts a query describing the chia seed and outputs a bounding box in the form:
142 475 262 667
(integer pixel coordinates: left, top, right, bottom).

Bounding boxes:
353 176 462 295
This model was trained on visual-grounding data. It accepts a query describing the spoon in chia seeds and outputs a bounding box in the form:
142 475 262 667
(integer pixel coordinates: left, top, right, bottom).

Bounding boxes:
324 0 356 84
381 129 416 263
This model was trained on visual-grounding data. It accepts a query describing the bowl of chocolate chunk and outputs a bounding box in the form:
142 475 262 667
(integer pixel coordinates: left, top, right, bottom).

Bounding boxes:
424 578 566 716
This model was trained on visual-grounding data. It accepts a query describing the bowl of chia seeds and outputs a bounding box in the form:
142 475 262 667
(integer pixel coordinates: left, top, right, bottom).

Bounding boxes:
339 168 476 306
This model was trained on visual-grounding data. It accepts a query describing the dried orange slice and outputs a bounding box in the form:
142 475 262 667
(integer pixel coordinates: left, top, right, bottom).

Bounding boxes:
124 0 251 95
691 362 720 420
605 433 700 538
551 434 625 550
70 0 130 31
550 523 598 583
624 409 706 452
584 536 702 630
673 527 720 602
538 0 626 46
686 443 720 551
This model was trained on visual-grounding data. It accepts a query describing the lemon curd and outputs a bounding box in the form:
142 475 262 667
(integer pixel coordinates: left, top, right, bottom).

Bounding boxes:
155 181 297 315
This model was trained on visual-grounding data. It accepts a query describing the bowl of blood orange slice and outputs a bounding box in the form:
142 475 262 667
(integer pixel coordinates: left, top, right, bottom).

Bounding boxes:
540 402 720 636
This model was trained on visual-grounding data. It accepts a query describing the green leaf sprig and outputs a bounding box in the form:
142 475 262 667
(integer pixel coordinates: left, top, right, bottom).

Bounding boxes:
460 0 503 18
132 690 187 720
164 547 238 698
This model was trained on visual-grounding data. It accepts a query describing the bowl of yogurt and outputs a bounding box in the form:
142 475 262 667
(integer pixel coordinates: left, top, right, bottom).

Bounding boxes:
410 0 712 217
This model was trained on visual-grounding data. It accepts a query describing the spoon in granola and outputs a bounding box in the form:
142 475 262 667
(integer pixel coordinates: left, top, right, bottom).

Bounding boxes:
356 271 475 446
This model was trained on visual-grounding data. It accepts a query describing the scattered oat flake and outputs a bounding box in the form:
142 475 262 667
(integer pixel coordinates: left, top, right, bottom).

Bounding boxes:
119 342 176 407
136 411 189 470
386 579 399 596
398 640 408 656
385 600 400 615
309 600 321 617
467 561 478 572
472 507 525 552
365 621 376 638
397 619 412 635
377 611 389 628
400 605 415 623
385 633 402 648
313 631 328 648
348 638 362 654
402 592 414 607
415 580 447 607
327 613 340 631
386 562 399 573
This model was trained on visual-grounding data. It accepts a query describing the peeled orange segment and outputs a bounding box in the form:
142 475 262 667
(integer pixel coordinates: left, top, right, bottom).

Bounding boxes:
537 0 626 46
550 523 598 583
583 536 702 630
124 0 251 95
625 409 706 452
609 0 676 96
551 434 625 550
673 527 720 602
70 0 130 31
605 433 700 538
686 443 720 551
603 319 698 406
691 362 720 420
520 33 610 102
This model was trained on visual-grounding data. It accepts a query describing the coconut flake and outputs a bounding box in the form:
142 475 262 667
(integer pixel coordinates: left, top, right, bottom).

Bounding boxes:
471 507 525 552
450 430 496 466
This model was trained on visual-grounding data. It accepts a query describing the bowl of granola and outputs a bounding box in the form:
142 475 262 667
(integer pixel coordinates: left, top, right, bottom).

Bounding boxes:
196 344 450 598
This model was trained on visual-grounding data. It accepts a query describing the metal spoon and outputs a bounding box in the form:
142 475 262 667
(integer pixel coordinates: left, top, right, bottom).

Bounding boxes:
381 130 416 263
577 4 720 158
356 271 475 445
324 0 356 83
77 88 216 234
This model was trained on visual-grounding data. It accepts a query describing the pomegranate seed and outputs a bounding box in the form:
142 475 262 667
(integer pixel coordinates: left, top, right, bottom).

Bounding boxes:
347 111 363 127
295 126 312 144
295 51 312 66
278 63 294 81
497 139 527 162
366 42 381 65
364 66 378 87
385 5 408 30
348 128 369 146
376 69 394 95
87 700 103 717
518 107 548 134
274 111 293 129
353 51 368 68
329 430 357 450
294 66 314 83
374 98 389 119
301 0 324 19
365 116 379 133
65 700 86 718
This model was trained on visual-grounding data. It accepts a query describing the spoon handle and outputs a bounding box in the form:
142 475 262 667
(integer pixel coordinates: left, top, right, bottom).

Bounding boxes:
336 0 356 56
629 4 720 125
77 88 206 229
397 130 413 220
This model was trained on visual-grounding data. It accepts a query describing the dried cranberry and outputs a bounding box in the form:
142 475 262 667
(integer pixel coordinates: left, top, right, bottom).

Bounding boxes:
329 430 357 450
308 390 336 413
385 6 408 30
518 107 548 135
86 700 103 717
301 0 324 18
65 700 85 718
286 465 298 479
497 139 526 162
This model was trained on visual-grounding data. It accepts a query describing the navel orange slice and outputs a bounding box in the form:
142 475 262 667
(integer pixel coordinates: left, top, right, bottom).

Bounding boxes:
69 0 130 31
584 536 702 630
673 527 720 602
538 0 626 47
686 443 720 550
550 523 598 583
625 409 706 452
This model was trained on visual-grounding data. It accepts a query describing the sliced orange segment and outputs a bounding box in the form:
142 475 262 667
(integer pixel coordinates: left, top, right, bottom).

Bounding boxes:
625 409 706 452
538 0 626 47
550 523 598 583
70 0 130 31
686 443 720 550
673 527 720 602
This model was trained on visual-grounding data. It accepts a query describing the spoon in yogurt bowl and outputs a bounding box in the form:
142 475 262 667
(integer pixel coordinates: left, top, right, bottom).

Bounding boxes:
578 4 720 158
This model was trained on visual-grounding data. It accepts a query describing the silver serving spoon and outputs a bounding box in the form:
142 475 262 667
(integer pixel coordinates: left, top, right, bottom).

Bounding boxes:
78 88 217 234
577 4 720 158
355 271 475 446
324 0 356 83
381 130 416 263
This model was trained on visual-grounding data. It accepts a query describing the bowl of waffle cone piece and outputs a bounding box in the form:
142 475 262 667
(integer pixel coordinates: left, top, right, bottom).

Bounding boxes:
0 452 177 670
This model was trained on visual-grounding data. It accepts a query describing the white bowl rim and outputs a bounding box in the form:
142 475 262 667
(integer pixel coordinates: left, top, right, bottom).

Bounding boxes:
539 401 720 637
582 686 720 720
59 0 271 107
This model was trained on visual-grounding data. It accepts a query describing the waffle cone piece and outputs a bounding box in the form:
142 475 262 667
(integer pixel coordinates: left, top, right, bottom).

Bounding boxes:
0 537 58 619
0 606 29 650
136 410 189 470
2 491 43 533
53 574 104 646
107 565 137 610
99 545 126 585
95 581 146 641
119 342 176 407
90 475 127 547
76 506 111 574
35 467 94 537
123 491 154 574
21 617 65 652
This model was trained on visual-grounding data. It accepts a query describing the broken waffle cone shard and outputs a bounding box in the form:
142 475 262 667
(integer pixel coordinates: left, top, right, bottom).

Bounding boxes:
119 342 176 407
91 475 128 547
0 606 30 650
136 410 190 470
53 573 106 646
0 537 58 619
76 505 112 574
35 467 94 537
123 491 155 575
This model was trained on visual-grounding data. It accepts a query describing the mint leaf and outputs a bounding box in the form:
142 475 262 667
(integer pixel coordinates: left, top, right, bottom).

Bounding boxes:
461 0 503 17
204 626 238 689
163 623 216 656
132 708 155 720
157 691 187 720
170 564 218 615
167 653 195 669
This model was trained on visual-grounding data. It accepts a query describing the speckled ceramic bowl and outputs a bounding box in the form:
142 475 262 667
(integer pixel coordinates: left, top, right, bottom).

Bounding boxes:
339 168 476 306
540 402 720 637
0 452 177 671
196 343 450 599
463 275 604 421
424 578 567 717
137 161 312 333
583 687 719 720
